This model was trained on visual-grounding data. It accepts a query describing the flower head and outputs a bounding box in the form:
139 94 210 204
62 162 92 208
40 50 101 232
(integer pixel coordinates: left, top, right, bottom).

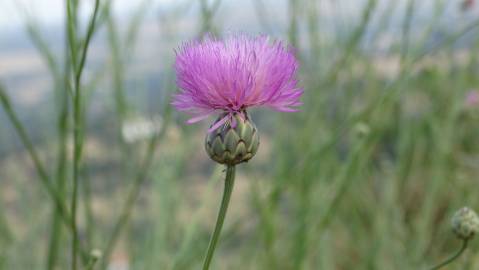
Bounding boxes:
172 34 303 130
452 207 479 240
465 90 479 108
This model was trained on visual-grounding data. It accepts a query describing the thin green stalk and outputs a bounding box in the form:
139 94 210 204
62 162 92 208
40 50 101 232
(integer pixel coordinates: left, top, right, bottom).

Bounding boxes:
66 0 79 268
46 3 72 266
71 65 80 270
199 0 222 35
46 58 70 270
81 170 95 249
66 0 78 71
75 0 101 84
400 0 415 67
306 0 320 62
202 165 236 270
67 0 101 268
106 12 128 125
288 0 299 49
428 240 468 270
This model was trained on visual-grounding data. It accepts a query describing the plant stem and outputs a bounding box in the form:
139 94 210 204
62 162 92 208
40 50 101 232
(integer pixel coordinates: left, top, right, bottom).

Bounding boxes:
47 57 70 270
46 4 72 266
66 0 79 268
68 0 100 268
202 165 236 270
428 240 468 270
86 255 100 270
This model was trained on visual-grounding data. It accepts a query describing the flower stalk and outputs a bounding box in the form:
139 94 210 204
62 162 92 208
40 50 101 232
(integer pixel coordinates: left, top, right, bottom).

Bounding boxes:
428 207 478 270
428 239 468 270
202 165 236 270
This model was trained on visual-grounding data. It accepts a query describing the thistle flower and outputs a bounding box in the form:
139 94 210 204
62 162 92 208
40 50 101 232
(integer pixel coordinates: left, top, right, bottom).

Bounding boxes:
452 207 479 240
428 207 478 270
465 90 479 108
172 34 303 165
461 0 475 11
172 35 302 269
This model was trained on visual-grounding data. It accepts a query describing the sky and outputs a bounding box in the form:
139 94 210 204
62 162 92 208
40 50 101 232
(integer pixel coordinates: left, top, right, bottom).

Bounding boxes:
0 0 177 30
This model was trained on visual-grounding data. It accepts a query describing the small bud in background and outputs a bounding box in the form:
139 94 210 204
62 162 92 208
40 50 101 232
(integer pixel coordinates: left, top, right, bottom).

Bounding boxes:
354 122 371 138
451 207 479 240
121 115 162 143
90 249 102 260
205 112 259 165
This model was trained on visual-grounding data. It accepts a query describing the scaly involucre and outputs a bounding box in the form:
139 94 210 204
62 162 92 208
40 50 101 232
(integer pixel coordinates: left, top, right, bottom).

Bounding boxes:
172 34 303 126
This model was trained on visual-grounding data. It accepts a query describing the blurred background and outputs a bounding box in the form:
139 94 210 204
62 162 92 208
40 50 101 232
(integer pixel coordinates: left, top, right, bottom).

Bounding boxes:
1 0 479 269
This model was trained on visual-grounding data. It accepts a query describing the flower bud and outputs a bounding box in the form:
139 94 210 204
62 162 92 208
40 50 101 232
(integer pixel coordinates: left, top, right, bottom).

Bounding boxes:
205 112 260 165
90 249 102 260
451 207 479 240
354 122 370 138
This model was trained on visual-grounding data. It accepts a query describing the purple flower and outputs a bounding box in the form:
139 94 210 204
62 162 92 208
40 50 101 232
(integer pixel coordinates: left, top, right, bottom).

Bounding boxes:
172 34 303 130
466 90 479 108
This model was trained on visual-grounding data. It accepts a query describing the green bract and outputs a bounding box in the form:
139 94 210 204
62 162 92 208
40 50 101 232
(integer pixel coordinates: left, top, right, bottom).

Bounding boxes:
205 112 260 165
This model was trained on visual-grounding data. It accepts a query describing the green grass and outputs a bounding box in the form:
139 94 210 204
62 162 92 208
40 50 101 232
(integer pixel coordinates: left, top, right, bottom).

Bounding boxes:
1 0 479 269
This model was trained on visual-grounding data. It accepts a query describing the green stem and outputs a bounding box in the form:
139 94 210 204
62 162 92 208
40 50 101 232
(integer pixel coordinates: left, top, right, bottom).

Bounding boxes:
47 5 72 267
202 165 236 270
428 240 468 270
46 65 70 270
86 255 100 270
68 0 100 268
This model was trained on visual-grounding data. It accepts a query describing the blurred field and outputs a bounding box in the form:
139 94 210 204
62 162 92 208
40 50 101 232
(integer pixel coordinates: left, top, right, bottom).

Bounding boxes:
1 0 479 269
